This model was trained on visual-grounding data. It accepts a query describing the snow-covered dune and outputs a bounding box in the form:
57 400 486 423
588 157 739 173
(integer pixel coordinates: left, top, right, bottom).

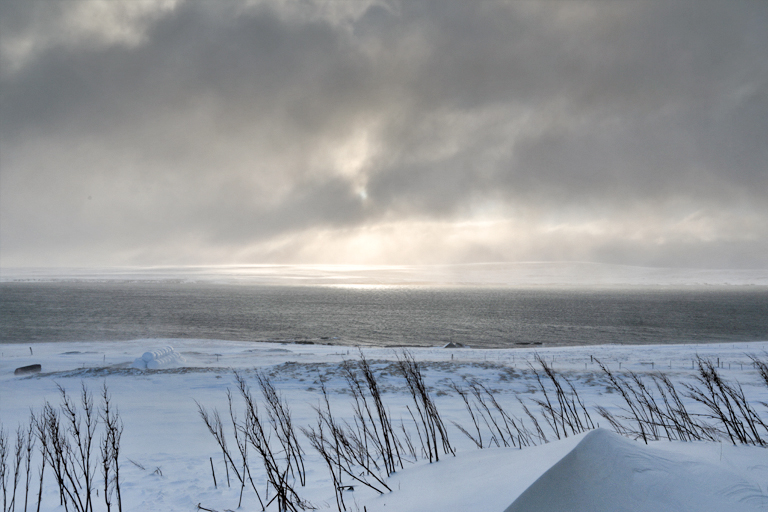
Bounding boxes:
358 432 586 512
359 429 768 512
505 429 767 512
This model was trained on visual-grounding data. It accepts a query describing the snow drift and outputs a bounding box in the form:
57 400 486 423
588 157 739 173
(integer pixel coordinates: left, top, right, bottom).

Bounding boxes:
504 429 766 512
362 429 768 512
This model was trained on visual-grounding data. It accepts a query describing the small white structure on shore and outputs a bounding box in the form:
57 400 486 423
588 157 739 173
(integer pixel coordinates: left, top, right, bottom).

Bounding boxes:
132 346 185 369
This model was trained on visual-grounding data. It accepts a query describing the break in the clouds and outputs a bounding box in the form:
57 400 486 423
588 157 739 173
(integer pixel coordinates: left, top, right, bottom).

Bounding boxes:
1 0 767 268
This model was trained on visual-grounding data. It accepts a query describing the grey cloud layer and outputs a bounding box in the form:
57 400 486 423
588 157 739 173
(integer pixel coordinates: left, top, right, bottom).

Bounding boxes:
1 0 767 267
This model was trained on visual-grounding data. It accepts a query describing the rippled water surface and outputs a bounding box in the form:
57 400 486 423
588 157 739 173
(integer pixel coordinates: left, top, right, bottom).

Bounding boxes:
1 282 767 347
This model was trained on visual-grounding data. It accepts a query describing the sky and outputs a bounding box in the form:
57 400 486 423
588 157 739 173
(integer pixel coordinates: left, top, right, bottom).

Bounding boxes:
1 0 767 269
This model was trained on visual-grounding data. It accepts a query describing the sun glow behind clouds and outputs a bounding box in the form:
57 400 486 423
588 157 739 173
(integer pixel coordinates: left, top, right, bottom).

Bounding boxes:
223 207 768 269
1 0 767 269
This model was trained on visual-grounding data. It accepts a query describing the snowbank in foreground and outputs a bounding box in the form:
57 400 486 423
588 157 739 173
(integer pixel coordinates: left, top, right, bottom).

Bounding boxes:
1 339 767 511
360 429 768 512
505 429 766 512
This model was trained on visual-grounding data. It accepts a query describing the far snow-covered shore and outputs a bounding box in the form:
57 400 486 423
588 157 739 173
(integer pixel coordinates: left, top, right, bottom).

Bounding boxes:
4 262 768 287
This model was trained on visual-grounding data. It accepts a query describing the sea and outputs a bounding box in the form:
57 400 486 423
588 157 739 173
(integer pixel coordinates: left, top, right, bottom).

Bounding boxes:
2 282 767 348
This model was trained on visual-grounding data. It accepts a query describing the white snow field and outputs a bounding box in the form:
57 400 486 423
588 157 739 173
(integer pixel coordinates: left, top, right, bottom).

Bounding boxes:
1 339 767 511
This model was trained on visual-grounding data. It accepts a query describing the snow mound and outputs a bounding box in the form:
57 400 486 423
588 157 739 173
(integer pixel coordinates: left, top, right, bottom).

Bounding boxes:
360 432 586 512
504 429 766 512
131 346 185 369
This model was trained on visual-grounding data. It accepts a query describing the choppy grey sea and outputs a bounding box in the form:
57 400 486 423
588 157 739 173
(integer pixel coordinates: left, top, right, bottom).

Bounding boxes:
1 282 767 348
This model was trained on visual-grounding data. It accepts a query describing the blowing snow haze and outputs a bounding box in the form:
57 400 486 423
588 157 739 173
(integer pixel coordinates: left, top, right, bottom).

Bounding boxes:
1 0 767 269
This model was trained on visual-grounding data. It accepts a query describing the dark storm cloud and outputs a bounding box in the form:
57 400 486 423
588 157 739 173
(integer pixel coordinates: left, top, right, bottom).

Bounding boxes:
365 0 768 208
1 0 767 267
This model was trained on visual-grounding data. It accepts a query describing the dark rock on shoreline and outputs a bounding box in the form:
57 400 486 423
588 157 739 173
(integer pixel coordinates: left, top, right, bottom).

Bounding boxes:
14 364 42 375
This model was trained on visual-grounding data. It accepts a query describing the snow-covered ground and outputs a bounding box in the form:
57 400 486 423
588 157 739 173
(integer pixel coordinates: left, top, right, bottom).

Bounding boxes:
1 339 767 511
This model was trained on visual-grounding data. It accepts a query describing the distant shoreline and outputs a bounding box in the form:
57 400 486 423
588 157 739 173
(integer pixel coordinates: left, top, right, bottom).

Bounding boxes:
2 262 768 287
